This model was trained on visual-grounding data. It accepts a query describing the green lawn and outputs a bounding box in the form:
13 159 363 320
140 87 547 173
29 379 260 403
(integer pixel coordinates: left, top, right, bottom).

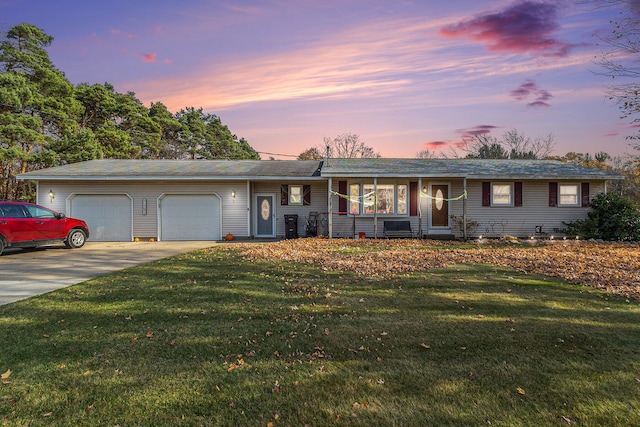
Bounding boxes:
1 245 639 426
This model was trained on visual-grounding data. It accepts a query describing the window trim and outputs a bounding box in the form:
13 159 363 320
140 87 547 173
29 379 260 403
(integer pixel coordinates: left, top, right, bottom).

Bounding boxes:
348 181 409 216
558 183 580 207
288 184 303 206
491 183 514 207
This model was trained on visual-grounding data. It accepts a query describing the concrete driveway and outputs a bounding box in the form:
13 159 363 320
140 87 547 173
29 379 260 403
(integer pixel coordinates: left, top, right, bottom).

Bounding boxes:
0 241 216 306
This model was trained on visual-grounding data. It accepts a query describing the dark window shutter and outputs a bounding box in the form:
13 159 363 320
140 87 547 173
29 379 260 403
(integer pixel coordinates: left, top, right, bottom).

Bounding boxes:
482 182 491 207
281 185 288 205
303 185 311 205
549 182 558 207
409 182 418 216
514 182 523 207
581 183 590 207
338 181 347 215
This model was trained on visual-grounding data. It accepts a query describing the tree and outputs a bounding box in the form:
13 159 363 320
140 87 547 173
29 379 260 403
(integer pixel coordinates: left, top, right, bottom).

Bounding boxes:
298 147 323 160
323 133 380 158
462 129 555 159
591 0 640 142
174 107 259 160
0 24 81 199
415 149 437 159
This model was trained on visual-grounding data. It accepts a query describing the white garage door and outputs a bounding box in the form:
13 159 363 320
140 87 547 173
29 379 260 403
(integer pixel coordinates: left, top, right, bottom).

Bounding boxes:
71 195 132 241
160 195 221 241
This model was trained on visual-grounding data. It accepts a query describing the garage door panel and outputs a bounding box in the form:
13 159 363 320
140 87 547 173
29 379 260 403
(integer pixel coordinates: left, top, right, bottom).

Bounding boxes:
160 195 220 241
71 195 132 241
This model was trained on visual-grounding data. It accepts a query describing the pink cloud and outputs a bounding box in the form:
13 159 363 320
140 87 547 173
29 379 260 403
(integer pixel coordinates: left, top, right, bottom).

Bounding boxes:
141 53 157 63
439 2 581 57
605 122 640 137
456 125 499 139
422 140 467 151
510 79 553 107
423 141 449 149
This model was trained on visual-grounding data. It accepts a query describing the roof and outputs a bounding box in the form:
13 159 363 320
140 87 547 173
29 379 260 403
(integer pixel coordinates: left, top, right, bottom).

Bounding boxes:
17 158 624 182
18 159 324 181
320 158 624 180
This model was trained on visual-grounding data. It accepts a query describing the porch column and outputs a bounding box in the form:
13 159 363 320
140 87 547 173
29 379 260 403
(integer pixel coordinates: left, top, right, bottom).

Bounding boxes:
373 178 378 238
462 177 468 241
418 177 423 238
328 177 333 238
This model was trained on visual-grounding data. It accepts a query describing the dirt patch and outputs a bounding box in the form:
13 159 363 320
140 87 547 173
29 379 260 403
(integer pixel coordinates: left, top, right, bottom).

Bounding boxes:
231 238 640 301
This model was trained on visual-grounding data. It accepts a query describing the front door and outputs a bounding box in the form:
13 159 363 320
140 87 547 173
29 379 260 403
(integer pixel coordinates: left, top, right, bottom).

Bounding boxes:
256 194 275 237
431 184 449 228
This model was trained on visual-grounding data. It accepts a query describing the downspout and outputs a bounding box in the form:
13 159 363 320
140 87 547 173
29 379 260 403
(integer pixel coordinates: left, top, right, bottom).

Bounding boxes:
246 181 251 238
328 177 333 238
462 177 468 241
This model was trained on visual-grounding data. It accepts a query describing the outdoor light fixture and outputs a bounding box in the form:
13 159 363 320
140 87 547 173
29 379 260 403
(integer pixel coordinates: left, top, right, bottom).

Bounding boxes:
48 189 55 202
231 190 236 200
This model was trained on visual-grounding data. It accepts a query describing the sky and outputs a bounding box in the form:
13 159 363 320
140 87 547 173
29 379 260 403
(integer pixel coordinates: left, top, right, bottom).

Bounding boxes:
1 0 637 159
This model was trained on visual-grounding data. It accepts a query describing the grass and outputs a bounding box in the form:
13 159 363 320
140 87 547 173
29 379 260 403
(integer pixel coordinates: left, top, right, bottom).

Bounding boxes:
1 244 639 426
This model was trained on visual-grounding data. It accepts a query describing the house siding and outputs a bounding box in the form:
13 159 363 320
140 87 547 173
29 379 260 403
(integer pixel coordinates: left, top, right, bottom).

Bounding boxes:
37 180 249 240
452 180 605 238
253 181 327 238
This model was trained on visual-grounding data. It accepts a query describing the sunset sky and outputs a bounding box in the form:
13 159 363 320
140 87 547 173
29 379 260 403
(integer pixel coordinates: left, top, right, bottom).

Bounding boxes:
2 0 637 159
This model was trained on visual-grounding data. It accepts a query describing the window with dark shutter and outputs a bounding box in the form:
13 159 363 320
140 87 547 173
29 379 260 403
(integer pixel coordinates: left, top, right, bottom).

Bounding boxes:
409 182 418 216
482 182 491 207
338 181 347 215
281 185 289 205
549 182 558 207
581 183 590 207
514 182 523 207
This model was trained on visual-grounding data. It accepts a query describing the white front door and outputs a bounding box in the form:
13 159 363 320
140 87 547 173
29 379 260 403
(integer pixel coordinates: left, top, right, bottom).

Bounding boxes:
255 194 275 237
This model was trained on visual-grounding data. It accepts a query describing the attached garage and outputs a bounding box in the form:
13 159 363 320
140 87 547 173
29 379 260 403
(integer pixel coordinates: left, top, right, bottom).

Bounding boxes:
70 194 133 241
159 194 221 241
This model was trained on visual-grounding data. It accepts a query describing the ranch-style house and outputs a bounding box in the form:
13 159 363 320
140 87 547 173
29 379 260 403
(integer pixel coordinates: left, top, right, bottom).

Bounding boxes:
18 158 623 241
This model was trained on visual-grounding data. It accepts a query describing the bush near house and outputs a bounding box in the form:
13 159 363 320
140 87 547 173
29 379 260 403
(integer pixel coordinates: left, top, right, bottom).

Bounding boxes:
563 192 640 241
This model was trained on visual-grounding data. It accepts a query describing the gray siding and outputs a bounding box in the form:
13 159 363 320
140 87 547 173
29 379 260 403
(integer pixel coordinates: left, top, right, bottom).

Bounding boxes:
253 182 328 238
457 180 604 238
37 180 249 240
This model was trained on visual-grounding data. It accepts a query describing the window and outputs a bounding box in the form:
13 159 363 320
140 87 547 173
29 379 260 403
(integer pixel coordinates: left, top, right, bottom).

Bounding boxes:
289 185 303 205
492 183 513 206
349 184 360 215
559 184 579 206
348 183 409 215
397 184 408 215
25 205 56 218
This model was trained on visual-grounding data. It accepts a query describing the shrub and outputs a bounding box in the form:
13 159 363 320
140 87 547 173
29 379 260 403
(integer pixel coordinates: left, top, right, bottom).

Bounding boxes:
563 192 640 240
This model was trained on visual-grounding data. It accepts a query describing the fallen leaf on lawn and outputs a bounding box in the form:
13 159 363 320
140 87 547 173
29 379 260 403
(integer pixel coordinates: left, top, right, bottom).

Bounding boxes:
561 415 575 425
420 343 431 349
1 369 10 384
42 412 53 417
146 332 153 338
517 387 526 395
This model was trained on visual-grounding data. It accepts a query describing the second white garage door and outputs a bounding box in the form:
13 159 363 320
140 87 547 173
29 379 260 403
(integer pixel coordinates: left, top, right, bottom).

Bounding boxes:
71 195 132 241
160 195 221 241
